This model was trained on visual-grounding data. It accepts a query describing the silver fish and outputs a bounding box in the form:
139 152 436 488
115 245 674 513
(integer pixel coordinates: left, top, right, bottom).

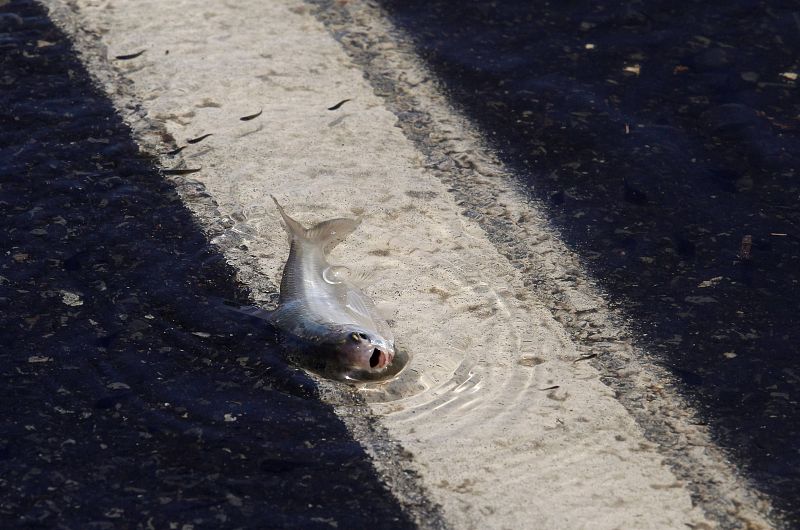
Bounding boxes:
241 197 400 380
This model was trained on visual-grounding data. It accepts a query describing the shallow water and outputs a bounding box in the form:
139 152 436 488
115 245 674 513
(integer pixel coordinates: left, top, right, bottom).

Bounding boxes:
23 0 761 525
217 199 553 412
376 0 800 522
215 194 650 526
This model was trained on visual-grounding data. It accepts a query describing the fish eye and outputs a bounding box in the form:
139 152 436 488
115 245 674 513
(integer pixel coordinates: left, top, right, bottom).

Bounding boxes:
350 332 369 342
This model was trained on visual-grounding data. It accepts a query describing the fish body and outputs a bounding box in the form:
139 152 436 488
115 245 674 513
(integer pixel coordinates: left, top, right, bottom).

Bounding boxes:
261 197 397 379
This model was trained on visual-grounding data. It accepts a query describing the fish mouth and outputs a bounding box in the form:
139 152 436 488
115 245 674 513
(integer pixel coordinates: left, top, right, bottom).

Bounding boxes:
369 348 392 370
340 348 409 384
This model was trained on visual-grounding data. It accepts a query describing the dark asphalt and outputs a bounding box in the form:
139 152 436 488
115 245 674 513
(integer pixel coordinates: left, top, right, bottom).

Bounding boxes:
377 0 800 524
0 1 415 528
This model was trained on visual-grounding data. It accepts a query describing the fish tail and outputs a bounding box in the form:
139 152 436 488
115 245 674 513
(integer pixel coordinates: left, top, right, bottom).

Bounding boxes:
271 195 307 240
271 195 361 254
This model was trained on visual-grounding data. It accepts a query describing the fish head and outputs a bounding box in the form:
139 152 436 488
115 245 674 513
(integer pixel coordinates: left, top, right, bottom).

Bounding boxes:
333 327 396 372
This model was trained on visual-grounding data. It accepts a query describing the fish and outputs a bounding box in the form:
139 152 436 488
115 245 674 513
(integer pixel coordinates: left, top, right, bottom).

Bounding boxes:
237 197 402 381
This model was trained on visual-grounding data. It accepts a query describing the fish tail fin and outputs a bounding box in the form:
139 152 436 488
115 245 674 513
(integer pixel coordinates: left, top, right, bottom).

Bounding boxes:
306 217 361 254
271 195 360 254
271 195 307 240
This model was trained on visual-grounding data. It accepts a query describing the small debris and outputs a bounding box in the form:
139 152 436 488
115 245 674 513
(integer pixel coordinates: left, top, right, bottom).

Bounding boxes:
61 290 83 306
310 516 339 528
162 167 202 175
114 50 145 60
573 353 597 363
518 356 545 367
623 64 641 76
226 493 243 506
738 234 753 261
673 65 690 74
224 413 237 422
539 385 560 391
770 233 787 237
107 382 131 390
585 43 595 50
697 276 723 288
780 72 798 81
28 356 52 363
685 296 718 305
163 146 186 155
239 108 263 121
186 133 213 144
327 98 351 111
723 352 737 359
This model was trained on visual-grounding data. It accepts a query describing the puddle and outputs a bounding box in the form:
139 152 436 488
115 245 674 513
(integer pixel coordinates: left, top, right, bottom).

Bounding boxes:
215 203 557 438
375 0 800 522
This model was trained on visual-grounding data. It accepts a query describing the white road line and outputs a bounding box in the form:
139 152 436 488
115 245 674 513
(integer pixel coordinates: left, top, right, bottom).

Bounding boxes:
44 0 775 527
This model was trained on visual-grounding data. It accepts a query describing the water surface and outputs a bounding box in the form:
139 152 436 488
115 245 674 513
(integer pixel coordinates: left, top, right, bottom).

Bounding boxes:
377 0 800 522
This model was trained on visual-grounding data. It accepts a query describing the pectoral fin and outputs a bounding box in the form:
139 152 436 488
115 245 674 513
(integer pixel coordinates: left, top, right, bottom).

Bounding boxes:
345 289 394 342
345 289 374 321
227 304 276 321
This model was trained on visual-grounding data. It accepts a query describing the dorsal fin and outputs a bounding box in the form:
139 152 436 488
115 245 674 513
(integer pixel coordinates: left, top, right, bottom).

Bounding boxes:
271 195 360 254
